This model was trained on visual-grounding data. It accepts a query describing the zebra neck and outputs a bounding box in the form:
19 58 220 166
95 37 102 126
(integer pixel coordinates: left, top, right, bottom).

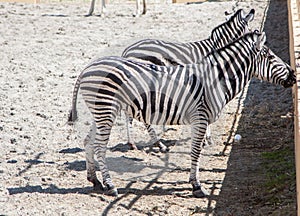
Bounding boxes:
189 39 214 58
205 49 253 103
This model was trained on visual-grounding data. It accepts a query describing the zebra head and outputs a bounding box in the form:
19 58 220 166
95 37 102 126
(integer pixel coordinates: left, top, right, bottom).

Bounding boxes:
210 8 255 49
252 31 296 88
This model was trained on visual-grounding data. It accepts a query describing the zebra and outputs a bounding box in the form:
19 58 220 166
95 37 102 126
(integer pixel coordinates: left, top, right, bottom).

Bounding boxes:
122 9 255 63
68 30 296 198
87 0 146 17
122 8 255 150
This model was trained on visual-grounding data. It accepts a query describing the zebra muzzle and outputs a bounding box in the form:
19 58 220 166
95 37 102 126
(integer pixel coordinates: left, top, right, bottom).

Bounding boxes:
283 70 296 88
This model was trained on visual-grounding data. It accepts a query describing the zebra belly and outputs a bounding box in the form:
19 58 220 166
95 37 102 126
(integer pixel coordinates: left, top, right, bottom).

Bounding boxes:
122 95 190 126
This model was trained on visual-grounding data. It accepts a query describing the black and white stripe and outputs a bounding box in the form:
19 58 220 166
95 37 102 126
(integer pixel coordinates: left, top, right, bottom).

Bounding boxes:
122 8 255 148
68 30 295 197
122 9 255 65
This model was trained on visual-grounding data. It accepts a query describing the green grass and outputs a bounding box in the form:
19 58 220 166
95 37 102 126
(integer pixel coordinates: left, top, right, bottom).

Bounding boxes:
261 148 295 196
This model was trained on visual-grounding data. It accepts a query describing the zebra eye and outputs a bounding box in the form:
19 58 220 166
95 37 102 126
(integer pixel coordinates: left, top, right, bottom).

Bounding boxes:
261 47 269 57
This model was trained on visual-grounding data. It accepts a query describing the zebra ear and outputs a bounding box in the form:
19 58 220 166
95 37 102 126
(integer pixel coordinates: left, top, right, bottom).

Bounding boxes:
224 11 229 19
224 11 232 21
244 9 255 22
256 32 266 51
224 11 232 16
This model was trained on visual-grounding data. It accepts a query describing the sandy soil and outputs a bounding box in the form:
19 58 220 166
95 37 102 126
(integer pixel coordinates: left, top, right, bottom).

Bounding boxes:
0 0 296 215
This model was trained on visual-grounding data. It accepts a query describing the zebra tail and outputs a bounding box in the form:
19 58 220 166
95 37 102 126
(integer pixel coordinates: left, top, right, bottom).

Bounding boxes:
68 108 78 125
67 76 81 125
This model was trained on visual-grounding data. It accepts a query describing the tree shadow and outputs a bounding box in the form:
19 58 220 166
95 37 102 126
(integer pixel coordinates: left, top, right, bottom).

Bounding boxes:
16 152 55 177
109 139 180 153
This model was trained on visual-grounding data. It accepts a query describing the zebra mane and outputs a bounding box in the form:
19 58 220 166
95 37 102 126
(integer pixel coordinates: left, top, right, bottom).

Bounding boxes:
204 31 261 61
209 9 243 38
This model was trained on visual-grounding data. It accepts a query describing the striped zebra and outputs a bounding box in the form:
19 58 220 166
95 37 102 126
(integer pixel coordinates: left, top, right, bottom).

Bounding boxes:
122 8 255 150
68 30 295 197
87 0 146 17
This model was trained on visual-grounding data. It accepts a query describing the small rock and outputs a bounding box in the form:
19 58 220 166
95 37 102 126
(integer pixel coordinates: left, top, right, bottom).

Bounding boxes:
36 113 47 119
7 159 17 164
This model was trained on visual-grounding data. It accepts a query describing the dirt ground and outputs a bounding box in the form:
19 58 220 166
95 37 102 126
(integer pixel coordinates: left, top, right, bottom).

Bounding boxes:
0 0 296 215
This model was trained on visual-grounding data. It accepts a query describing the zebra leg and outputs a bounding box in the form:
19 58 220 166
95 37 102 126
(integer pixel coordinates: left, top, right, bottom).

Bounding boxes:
84 121 104 191
142 0 146 15
145 123 168 153
126 116 138 150
87 0 105 17
134 0 146 17
204 125 214 146
94 122 118 196
101 0 106 16
87 0 96 16
134 0 141 17
189 120 209 198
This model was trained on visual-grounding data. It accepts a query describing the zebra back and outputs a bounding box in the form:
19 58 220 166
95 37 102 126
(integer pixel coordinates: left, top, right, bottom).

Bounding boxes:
122 9 255 66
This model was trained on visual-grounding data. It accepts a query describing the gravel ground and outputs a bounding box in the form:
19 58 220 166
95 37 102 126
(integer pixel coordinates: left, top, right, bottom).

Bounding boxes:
0 0 295 215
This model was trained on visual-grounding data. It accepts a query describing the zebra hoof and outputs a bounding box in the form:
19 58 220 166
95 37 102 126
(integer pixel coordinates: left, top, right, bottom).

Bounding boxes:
93 183 104 192
159 145 169 153
206 136 215 146
192 186 209 198
106 187 118 197
202 136 215 147
128 142 138 150
105 185 118 197
154 141 169 153
89 178 105 191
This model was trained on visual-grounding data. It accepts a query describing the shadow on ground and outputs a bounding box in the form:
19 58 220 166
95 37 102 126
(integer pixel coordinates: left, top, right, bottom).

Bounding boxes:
213 0 296 214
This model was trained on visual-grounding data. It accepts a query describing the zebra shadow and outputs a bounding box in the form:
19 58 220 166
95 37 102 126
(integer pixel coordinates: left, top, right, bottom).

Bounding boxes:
63 156 146 174
7 184 91 196
63 141 189 175
6 180 192 198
